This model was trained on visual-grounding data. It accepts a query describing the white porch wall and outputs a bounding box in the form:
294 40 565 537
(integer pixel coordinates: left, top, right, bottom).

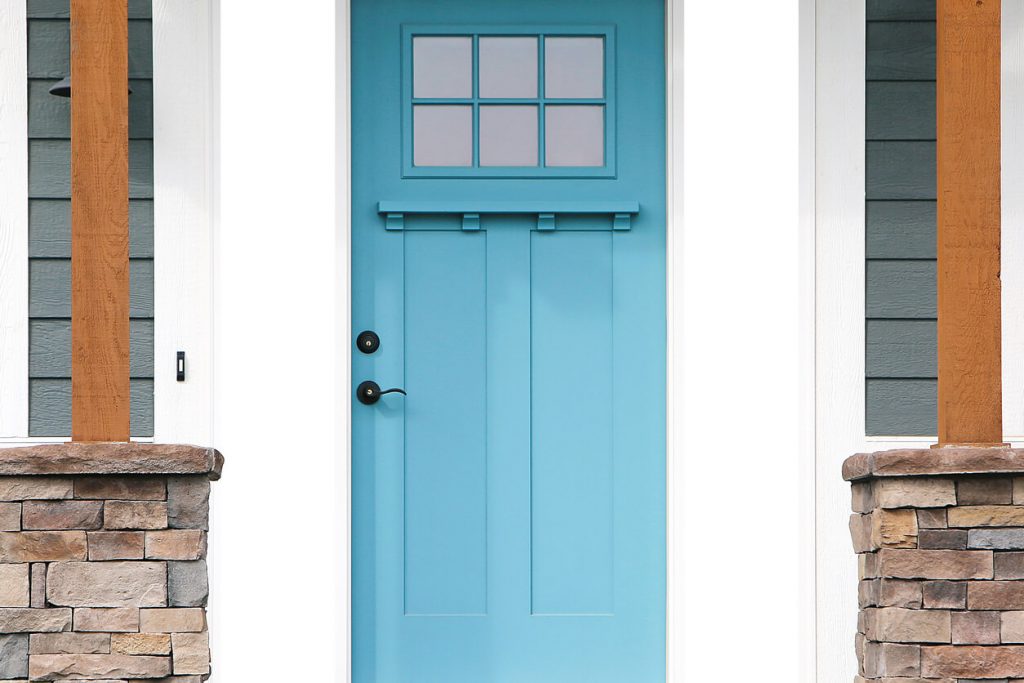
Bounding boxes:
213 0 345 679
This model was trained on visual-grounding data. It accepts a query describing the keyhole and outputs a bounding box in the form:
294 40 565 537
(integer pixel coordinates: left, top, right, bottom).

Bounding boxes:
356 330 381 354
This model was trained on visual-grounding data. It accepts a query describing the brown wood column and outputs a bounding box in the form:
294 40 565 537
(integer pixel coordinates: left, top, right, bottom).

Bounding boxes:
935 0 1004 446
70 0 130 442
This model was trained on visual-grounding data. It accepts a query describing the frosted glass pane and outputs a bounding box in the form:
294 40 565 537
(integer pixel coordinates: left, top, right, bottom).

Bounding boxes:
414 106 472 167
544 37 604 98
479 37 538 98
545 106 604 167
480 106 538 166
413 37 472 98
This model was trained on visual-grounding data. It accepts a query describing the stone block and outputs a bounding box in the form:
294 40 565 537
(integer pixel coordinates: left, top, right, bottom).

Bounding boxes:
29 633 110 654
28 654 172 680
0 443 220 478
863 607 951 643
167 561 207 608
129 676 203 683
953 610 1001 644
30 563 46 608
1014 477 1024 504
171 632 209 676
917 508 948 529
859 552 878 580
998 553 1024 580
0 608 71 633
88 532 145 561
1004 612 1024 643
104 502 168 530
958 477 1014 505
877 548 993 580
22 501 103 531
874 478 956 508
859 579 879 608
139 609 205 634
0 633 29 678
970 582 1024 610
0 502 20 531
852 482 874 513
74 477 166 501
951 506 1024 527
923 645 1024 678
166 477 210 530
0 563 30 607
111 633 171 656
144 531 205 561
922 581 966 609
878 579 923 608
73 608 139 633
850 514 873 553
919 528 968 549
47 562 166 608
0 531 87 562
0 478 73 502
872 508 919 548
970 529 1024 550
863 642 920 677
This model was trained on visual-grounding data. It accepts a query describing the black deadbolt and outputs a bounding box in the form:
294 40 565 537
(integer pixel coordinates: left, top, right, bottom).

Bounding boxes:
356 330 380 354
357 380 406 405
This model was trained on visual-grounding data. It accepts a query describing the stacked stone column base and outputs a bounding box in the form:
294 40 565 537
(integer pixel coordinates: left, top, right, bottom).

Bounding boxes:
845 448 1024 683
0 443 222 682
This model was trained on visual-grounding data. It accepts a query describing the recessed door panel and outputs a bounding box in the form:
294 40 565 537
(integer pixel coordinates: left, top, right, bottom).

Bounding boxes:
531 231 614 616
404 231 488 616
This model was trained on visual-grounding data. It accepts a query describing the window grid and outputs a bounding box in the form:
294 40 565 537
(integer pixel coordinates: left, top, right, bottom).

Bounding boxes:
402 25 616 179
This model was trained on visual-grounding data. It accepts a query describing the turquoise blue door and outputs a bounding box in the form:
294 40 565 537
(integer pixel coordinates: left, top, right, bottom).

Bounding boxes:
352 1 665 681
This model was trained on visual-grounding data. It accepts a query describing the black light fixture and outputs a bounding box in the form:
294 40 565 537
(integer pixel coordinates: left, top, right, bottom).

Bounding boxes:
48 76 71 98
48 76 133 98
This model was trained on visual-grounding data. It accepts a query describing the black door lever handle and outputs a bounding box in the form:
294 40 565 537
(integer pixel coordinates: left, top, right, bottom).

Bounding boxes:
357 380 406 405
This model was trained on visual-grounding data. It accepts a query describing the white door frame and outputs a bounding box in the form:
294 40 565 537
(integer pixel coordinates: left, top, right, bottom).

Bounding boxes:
812 2 1024 680
196 0 805 680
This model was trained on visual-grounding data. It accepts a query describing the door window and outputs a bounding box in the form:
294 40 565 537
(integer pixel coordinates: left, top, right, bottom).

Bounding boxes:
404 27 615 177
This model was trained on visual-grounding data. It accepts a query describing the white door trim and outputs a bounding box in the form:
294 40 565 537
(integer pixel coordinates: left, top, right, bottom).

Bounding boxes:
214 0 806 679
152 0 215 445
813 2 1024 679
0 1 28 439
673 0 806 680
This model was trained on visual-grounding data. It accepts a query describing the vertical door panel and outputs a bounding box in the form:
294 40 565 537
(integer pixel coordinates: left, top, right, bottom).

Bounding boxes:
530 231 614 615
404 231 488 615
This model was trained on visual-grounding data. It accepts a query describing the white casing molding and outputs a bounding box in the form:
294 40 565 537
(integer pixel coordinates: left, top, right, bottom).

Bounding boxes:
213 0 343 679
0 1 28 438
677 0 805 681
213 0 808 680
153 0 215 445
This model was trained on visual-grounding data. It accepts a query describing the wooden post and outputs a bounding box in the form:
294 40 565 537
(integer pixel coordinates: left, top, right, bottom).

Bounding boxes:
70 0 130 442
935 0 1004 447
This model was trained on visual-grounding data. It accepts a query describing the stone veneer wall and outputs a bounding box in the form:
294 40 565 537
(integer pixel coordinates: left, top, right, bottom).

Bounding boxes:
0 443 222 682
844 448 1024 682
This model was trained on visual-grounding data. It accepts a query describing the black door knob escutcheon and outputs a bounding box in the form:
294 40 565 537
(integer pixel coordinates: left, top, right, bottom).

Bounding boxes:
357 380 406 405
356 330 380 354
